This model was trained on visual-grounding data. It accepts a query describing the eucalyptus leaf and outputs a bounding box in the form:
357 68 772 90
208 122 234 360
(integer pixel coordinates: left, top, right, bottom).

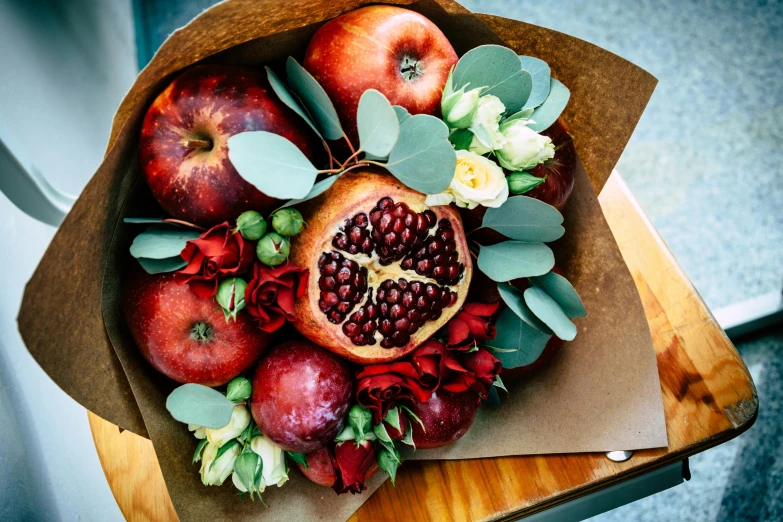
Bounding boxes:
530 271 587 318
286 57 344 140
386 115 456 194
286 452 308 468
227 131 318 199
452 44 532 113
265 66 322 139
485 307 552 368
393 105 411 124
520 56 552 110
357 89 400 157
477 241 555 281
449 128 474 151
524 286 577 341
482 196 564 242
129 224 200 260
528 78 570 132
137 256 187 274
166 383 235 429
497 282 552 334
279 175 339 209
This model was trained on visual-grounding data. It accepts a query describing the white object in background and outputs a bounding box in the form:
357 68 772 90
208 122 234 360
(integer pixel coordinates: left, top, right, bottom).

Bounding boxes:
714 290 783 339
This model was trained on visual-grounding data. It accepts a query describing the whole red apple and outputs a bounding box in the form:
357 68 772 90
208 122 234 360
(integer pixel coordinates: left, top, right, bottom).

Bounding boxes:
525 118 576 211
122 267 268 386
296 446 379 487
409 390 479 449
139 65 320 226
304 6 457 142
250 340 353 452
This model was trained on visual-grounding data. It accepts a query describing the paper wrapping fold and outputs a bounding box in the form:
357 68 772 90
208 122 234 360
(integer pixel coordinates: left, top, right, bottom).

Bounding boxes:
17 0 666 520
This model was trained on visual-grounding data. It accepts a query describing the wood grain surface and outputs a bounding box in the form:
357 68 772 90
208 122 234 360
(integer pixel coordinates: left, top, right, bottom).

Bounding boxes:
88 172 757 521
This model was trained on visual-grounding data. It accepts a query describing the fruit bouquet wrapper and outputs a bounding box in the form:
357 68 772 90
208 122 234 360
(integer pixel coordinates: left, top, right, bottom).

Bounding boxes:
18 0 668 520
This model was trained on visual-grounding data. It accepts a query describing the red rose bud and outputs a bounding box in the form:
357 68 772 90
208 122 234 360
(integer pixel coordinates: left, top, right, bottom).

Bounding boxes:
441 348 501 397
355 362 431 424
174 222 254 299
244 263 308 332
410 339 446 390
331 440 376 494
446 301 500 351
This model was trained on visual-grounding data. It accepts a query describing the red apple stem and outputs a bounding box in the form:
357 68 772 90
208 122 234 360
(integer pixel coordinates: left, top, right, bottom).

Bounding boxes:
184 139 213 150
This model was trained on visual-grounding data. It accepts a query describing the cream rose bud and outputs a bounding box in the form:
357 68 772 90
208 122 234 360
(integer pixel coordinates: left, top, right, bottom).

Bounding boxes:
205 405 250 447
188 424 206 439
468 95 506 154
200 442 240 486
426 150 509 209
497 120 555 171
251 435 289 488
442 87 481 129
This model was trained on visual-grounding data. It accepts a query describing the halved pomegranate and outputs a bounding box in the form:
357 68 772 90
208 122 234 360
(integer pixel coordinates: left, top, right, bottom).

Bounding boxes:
290 170 473 364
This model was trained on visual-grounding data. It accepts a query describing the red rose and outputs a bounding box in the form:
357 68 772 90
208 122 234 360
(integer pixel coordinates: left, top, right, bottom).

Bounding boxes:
356 361 431 424
447 301 500 351
244 263 309 332
174 222 254 299
331 440 376 494
410 339 446 389
442 348 501 398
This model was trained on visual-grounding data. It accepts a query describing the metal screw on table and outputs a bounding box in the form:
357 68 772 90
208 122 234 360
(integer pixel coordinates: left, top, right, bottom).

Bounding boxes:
605 450 634 462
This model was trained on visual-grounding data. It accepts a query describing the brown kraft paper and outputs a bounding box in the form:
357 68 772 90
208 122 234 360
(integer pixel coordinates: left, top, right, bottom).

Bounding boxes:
17 0 666 520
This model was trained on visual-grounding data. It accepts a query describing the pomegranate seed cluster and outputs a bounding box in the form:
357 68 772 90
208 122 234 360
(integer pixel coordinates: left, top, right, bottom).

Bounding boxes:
320 196 465 349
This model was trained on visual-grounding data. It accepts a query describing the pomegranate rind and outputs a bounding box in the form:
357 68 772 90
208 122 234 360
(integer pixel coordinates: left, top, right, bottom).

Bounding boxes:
290 169 473 364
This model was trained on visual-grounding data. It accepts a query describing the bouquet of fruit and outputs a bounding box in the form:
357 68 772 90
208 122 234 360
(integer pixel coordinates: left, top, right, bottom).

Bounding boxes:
122 4 586 500
19 0 665 519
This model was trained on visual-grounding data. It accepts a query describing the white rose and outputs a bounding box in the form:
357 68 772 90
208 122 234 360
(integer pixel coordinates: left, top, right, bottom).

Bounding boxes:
205 405 250 448
250 435 289 489
425 150 509 209
188 424 206 439
468 95 506 154
497 120 555 171
442 87 481 129
200 441 239 486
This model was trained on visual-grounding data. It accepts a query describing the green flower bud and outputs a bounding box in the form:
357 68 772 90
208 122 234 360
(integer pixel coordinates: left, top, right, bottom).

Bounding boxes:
256 232 290 266
235 211 267 240
216 277 247 321
271 208 305 237
226 377 252 403
507 171 546 195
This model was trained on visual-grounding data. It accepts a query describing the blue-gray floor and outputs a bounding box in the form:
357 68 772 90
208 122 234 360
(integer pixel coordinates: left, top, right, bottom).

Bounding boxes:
135 0 783 520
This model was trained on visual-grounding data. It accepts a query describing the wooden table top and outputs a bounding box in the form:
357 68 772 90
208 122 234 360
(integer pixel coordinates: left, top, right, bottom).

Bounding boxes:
88 172 758 521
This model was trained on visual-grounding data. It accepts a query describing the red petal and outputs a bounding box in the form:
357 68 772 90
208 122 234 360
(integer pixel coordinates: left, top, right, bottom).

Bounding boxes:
463 301 500 317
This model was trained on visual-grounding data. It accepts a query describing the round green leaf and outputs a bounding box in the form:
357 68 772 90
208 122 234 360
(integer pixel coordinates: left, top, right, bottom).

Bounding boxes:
520 56 552 110
357 89 400 158
385 115 456 194
137 256 187 274
393 105 411 124
279 174 340 209
482 196 564 242
265 66 321 139
528 78 570 132
227 131 318 199
166 383 235 429
286 57 344 141
129 224 200 260
477 241 555 281
530 271 587 318
497 282 552 334
452 44 532 113
486 307 552 368
524 286 577 341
